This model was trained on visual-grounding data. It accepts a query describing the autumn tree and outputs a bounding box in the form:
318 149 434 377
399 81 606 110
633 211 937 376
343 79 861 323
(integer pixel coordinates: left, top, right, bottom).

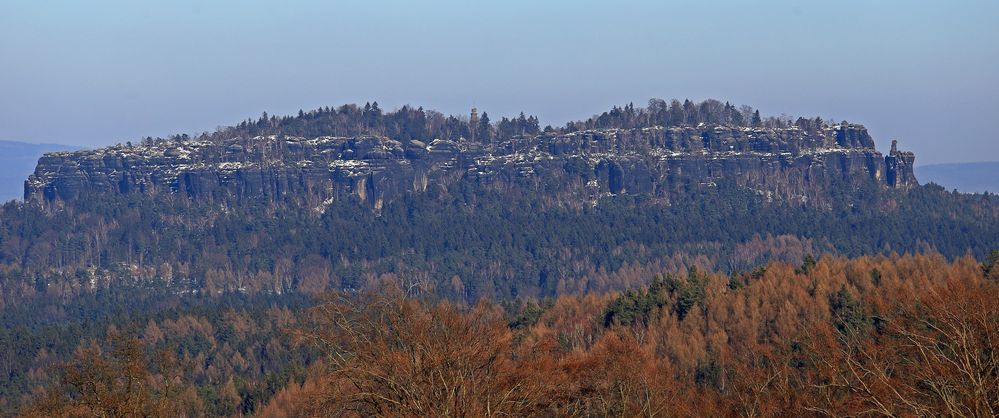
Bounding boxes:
21 332 201 417
297 286 552 417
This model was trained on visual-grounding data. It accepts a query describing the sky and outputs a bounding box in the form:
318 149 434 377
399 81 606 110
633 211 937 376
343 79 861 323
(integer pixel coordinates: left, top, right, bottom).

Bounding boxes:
1 0 997 165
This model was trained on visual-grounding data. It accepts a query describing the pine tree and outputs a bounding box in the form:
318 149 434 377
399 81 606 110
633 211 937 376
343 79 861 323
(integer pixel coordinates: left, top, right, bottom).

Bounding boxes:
478 112 492 144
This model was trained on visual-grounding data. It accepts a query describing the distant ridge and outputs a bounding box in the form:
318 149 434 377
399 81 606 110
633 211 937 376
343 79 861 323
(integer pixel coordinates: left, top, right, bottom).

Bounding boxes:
0 140 80 202
0 102 994 304
22 99 919 206
916 162 999 193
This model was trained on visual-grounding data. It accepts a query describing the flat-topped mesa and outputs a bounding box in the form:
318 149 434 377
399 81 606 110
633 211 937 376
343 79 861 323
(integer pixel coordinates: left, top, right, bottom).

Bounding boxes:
24 123 915 206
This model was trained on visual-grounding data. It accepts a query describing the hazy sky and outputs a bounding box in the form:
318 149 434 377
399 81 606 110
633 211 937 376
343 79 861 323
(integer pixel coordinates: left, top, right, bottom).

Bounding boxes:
1 0 996 164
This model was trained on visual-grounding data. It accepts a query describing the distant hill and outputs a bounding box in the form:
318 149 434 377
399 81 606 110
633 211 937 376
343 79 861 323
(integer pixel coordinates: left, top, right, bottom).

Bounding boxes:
24 100 920 206
0 140 80 202
6 100 995 303
916 162 999 193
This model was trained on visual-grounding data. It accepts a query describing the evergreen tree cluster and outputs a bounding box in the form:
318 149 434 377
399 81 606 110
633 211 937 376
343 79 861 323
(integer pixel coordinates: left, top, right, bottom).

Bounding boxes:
135 98 844 148
564 98 834 132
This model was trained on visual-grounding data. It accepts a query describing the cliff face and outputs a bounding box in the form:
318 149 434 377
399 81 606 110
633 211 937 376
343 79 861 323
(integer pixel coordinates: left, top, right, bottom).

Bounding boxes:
885 140 916 189
24 124 916 207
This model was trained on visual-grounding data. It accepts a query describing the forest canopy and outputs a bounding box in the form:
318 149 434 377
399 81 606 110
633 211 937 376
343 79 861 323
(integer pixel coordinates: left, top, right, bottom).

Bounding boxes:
137 98 838 147
12 253 999 417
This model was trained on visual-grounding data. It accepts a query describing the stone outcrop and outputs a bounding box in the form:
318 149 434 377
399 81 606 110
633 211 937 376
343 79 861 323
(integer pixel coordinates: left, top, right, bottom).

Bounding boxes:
885 140 916 190
24 124 917 207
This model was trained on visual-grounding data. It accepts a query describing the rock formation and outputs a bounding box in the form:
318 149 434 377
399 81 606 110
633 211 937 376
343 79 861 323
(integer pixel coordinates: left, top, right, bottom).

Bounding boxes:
24 124 917 207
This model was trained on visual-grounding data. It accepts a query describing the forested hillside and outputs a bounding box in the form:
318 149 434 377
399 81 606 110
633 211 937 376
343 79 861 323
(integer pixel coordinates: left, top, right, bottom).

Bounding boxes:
1 100 996 416
11 253 999 416
4 100 995 304
1 178 995 306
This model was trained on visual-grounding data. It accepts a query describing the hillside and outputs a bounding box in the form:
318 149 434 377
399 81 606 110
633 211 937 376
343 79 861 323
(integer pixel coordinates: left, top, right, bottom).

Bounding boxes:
7 254 999 416
5 1 997 415
0 101 996 416
0 100 993 304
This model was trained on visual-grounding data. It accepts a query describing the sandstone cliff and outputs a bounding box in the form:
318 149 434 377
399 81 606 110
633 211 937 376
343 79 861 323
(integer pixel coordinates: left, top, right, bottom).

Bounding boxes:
24 124 916 207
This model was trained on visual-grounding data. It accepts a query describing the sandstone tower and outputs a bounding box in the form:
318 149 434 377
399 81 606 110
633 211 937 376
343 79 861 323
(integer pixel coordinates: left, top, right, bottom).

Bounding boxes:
885 139 917 189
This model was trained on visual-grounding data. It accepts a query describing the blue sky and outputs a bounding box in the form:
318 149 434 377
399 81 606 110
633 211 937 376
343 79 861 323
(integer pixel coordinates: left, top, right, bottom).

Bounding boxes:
1 0 996 164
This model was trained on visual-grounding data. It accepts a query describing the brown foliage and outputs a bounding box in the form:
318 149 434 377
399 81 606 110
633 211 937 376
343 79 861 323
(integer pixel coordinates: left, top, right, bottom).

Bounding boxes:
275 253 998 417
807 276 999 417
19 332 202 418
19 252 997 417
297 286 553 416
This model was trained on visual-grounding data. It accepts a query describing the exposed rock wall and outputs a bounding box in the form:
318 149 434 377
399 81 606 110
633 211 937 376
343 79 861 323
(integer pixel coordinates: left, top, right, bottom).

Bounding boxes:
885 140 917 190
24 124 916 206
